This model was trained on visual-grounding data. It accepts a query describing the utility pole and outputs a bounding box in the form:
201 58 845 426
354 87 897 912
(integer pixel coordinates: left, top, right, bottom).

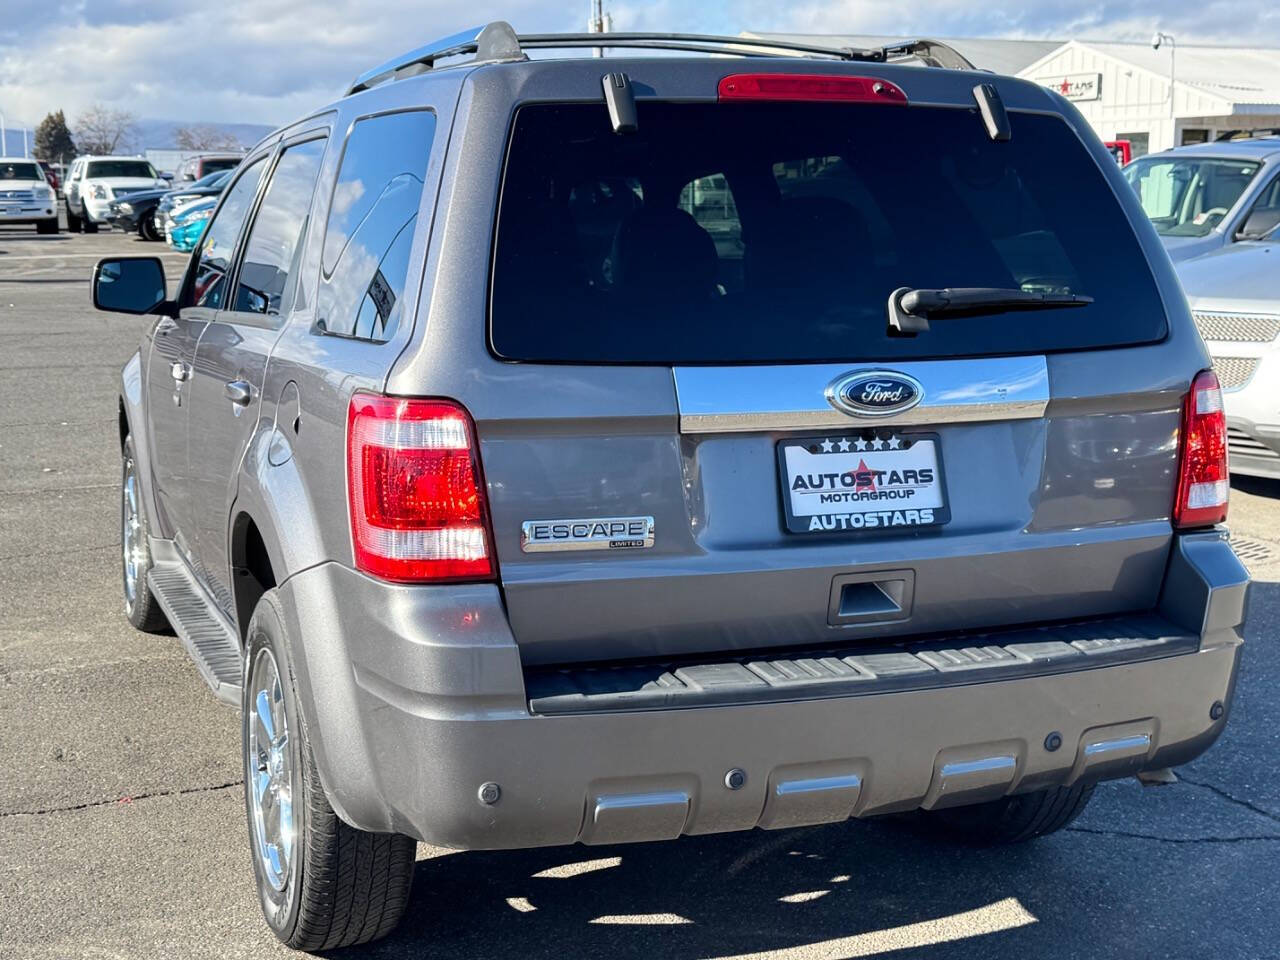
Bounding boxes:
1152 32 1176 120
588 0 611 58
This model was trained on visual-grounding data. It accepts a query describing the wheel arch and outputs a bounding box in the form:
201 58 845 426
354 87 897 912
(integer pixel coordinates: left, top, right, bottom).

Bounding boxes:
227 423 331 642
118 350 165 537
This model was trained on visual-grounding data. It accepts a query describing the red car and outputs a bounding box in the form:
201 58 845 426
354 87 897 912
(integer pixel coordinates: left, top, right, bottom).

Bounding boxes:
37 161 59 192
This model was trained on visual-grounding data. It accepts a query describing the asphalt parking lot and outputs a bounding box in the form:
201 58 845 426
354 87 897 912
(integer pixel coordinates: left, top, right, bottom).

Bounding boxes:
1 224 1278 960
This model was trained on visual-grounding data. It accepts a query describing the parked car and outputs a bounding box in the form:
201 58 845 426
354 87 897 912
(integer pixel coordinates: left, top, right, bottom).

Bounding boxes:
154 170 233 240
63 156 166 233
166 196 216 251
37 160 60 192
174 152 243 183
92 24 1246 953
108 169 232 241
1122 137 1280 262
0 158 59 233
1177 226 1280 478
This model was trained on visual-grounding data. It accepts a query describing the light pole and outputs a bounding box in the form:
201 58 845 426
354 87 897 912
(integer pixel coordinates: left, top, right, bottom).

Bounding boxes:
1152 32 1176 120
0 113 6 157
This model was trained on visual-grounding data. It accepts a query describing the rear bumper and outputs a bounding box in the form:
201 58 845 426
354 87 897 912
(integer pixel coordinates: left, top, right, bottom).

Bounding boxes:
279 533 1247 849
1226 418 1280 479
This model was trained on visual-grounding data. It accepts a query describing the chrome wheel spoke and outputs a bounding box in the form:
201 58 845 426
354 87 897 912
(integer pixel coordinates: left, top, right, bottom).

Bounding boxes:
247 647 295 895
255 690 275 743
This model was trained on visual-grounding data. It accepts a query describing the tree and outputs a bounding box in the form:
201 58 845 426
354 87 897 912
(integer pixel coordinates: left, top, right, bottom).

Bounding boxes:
174 124 240 151
72 103 138 155
34 111 77 163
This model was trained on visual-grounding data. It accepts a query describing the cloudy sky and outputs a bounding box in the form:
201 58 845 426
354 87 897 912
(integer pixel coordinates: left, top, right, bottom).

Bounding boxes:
1 0 1277 133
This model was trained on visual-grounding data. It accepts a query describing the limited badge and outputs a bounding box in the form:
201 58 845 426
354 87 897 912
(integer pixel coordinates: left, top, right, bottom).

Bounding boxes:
520 516 655 553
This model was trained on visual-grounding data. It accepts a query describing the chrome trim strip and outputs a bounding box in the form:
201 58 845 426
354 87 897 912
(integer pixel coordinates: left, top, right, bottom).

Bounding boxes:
1083 733 1151 757
775 774 862 796
674 356 1050 434
593 791 690 820
940 756 1018 778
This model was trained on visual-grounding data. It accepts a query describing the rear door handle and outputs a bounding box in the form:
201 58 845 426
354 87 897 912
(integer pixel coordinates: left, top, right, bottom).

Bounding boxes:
224 380 252 406
170 361 190 382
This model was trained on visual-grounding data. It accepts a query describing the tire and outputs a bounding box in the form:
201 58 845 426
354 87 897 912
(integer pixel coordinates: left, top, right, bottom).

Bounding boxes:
121 436 170 632
83 218 99 234
36 219 58 235
65 206 81 232
920 783 1095 845
243 591 416 951
139 212 160 242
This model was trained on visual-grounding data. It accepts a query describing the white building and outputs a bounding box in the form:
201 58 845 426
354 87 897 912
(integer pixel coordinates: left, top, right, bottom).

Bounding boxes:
744 33 1280 158
1017 41 1280 157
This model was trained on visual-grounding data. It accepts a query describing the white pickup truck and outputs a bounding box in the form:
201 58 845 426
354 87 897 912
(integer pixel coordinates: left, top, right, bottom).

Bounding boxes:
63 155 167 233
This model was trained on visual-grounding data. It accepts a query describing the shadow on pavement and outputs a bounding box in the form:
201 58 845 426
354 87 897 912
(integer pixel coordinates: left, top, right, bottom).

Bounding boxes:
1232 474 1280 499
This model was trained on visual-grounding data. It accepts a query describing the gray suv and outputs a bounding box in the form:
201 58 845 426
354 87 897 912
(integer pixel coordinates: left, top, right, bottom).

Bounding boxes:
92 24 1248 953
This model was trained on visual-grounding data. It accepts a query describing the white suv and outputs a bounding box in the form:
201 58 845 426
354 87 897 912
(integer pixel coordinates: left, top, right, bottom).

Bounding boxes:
64 156 166 233
0 158 59 233
1179 229 1280 478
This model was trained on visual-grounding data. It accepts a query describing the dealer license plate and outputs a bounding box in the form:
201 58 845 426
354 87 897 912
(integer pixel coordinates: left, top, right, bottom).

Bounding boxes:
777 433 950 534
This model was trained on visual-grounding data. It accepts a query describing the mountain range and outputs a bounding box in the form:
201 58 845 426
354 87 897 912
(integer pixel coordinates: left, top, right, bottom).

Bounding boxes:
0 118 277 158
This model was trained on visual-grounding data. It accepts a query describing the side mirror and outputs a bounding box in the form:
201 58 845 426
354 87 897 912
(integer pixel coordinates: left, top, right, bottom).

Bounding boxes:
92 257 172 315
160 172 175 182
1236 207 1280 240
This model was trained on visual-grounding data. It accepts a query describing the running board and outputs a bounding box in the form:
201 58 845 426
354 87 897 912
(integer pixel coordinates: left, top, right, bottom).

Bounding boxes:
147 540 243 706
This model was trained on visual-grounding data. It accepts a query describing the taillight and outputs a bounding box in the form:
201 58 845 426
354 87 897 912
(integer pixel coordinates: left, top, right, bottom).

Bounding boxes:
1173 370 1229 529
347 394 494 582
718 74 908 104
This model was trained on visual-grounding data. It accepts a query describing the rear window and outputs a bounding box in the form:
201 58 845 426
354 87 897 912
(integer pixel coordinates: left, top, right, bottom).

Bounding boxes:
490 101 1167 364
87 160 157 179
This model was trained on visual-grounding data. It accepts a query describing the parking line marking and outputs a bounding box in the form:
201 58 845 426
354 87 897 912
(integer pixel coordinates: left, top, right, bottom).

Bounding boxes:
0 253 190 262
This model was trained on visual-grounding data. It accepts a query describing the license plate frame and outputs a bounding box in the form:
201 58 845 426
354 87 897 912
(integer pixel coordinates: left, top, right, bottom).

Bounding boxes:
776 432 951 535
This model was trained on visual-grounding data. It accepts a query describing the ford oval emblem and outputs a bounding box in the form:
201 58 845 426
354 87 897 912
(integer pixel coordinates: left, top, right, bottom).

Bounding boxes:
826 370 924 417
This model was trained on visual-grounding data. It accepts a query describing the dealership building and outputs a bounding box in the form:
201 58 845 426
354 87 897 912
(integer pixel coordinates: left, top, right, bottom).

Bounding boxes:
744 33 1280 157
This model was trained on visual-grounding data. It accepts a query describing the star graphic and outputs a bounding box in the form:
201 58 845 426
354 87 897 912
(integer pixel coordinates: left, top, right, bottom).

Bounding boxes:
847 458 877 492
837 438 851 452
820 438 834 453
871 438 884 450
887 436 902 450
853 438 867 451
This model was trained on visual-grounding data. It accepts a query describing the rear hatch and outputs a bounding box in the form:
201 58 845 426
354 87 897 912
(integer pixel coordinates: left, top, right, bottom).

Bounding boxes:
451 66 1188 666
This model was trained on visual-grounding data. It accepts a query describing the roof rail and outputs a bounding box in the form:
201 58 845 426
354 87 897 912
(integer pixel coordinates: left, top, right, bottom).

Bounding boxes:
344 24 976 97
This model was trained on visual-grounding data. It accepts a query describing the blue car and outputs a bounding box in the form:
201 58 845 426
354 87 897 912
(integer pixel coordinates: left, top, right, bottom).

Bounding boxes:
167 197 217 252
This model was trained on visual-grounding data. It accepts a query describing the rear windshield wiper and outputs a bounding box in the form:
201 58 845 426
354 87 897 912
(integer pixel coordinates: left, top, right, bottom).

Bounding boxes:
888 286 1094 334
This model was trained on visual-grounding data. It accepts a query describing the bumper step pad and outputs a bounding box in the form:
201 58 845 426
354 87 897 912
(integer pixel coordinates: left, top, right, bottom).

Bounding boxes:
147 544 243 705
525 614 1196 715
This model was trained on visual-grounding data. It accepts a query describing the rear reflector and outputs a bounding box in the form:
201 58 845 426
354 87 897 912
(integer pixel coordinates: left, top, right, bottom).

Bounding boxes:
718 74 908 104
347 394 494 582
1173 370 1229 529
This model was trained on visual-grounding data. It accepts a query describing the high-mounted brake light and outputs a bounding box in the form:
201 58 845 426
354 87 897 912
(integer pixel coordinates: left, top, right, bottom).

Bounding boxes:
1174 370 1229 529
718 74 908 104
347 394 494 582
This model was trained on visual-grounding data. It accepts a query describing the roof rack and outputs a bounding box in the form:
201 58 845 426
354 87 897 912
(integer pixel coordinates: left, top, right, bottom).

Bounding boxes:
344 22 975 96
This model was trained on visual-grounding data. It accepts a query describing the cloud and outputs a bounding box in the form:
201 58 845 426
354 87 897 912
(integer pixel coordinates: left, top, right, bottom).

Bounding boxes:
1 0 1277 135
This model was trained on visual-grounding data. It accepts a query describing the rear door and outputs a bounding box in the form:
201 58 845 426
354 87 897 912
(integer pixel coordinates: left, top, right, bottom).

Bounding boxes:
403 68 1194 667
186 134 327 614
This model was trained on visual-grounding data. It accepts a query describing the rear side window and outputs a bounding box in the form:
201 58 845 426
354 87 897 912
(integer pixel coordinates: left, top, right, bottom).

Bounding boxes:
317 110 436 342
233 138 327 317
491 102 1168 364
